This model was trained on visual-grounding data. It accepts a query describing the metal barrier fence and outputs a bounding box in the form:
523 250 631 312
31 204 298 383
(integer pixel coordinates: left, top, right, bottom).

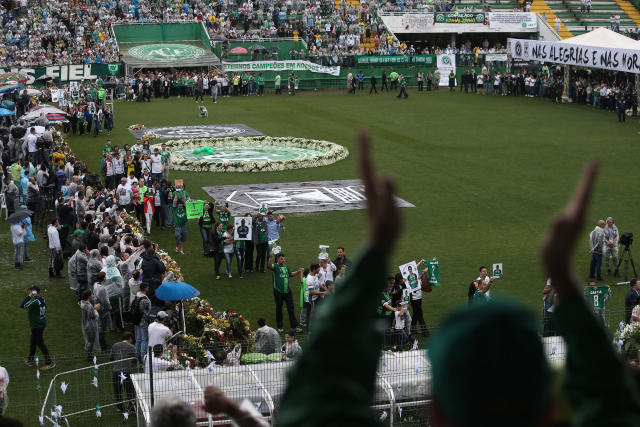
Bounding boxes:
6 307 630 426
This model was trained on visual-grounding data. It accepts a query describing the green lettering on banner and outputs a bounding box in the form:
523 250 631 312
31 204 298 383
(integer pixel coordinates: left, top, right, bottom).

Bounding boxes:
186 200 205 219
434 12 485 24
356 55 436 66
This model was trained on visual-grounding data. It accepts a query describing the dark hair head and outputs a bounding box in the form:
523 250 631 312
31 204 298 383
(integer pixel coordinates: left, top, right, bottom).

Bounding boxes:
29 285 41 293
140 282 149 292
631 278 637 287
257 317 266 327
82 289 92 300
286 328 296 338
132 270 141 280
95 271 106 282
479 266 487 272
122 331 134 341
310 263 320 272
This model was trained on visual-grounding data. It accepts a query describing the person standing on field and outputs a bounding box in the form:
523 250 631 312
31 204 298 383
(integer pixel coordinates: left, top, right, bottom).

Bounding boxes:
20 286 55 370
268 252 303 332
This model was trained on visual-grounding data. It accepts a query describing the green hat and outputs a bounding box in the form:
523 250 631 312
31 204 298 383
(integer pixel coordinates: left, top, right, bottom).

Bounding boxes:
74 229 85 237
428 298 551 427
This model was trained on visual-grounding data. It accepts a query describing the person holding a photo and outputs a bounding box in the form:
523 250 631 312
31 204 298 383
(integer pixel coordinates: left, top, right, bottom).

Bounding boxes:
267 252 303 333
266 211 285 243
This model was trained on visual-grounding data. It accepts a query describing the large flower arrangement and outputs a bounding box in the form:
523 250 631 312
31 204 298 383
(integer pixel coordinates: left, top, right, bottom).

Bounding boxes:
184 297 254 355
156 136 349 173
614 322 640 357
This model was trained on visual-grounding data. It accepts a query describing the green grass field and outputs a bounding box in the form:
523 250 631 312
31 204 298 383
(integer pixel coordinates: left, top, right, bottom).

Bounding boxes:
2 89 640 425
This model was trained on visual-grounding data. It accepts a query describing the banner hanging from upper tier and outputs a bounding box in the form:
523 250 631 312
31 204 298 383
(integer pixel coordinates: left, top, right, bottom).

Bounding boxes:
509 38 640 74
222 60 340 76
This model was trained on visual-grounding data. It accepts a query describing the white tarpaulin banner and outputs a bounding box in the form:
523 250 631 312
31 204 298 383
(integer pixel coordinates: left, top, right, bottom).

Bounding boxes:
485 53 508 61
489 12 537 30
222 60 341 76
401 14 433 32
436 54 456 86
510 38 640 73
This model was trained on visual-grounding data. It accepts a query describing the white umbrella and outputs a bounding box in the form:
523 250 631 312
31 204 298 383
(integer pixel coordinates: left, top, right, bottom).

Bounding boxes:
25 88 42 97
22 106 67 121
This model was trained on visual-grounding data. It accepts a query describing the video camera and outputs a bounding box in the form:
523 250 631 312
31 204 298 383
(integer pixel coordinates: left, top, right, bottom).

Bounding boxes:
620 232 633 247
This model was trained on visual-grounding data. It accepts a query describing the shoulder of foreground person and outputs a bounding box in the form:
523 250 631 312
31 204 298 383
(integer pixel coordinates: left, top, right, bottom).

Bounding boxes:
554 291 640 427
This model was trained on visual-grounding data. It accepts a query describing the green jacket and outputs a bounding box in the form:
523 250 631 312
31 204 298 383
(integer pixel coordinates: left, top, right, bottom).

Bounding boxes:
173 207 188 226
21 296 46 329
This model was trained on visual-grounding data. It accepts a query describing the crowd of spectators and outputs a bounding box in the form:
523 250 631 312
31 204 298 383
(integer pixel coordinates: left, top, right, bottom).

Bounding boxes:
0 0 401 67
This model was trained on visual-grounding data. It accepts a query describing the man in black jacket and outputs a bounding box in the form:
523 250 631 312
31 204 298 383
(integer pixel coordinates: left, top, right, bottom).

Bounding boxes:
625 278 640 323
141 248 166 290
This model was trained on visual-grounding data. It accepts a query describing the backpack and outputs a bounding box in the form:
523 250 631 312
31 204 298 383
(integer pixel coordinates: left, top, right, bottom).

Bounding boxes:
130 296 147 325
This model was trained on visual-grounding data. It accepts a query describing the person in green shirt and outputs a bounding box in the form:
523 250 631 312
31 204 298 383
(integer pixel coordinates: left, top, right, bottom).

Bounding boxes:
173 200 188 254
274 73 282 95
232 74 240 96
102 139 112 153
20 285 54 369
217 203 230 230
267 251 303 332
199 202 214 256
213 222 226 279
172 185 190 208
277 145 640 427
396 74 408 99
254 213 269 272
257 73 265 96
160 143 171 180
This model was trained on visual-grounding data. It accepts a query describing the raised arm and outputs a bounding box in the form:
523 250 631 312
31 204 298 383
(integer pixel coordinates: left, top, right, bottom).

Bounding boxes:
541 161 640 426
278 131 401 426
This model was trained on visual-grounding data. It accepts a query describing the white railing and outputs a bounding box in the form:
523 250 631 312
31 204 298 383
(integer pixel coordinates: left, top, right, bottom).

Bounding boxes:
536 13 562 41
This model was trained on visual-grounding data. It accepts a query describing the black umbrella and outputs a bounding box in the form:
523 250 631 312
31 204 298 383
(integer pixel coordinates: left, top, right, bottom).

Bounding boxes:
249 45 266 51
6 210 32 224
36 75 53 82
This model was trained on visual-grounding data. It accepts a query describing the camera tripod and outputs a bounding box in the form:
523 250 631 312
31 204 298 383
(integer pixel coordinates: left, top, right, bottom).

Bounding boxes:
614 245 637 281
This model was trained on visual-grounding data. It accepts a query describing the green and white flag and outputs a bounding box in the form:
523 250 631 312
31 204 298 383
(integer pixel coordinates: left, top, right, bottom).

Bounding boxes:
424 257 441 286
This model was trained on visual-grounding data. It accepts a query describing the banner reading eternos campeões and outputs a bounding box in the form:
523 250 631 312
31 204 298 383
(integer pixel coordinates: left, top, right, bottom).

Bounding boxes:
509 38 640 73
222 60 340 76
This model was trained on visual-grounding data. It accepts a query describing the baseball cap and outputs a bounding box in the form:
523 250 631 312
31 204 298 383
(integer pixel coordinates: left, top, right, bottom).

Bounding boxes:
74 229 85 236
156 311 168 319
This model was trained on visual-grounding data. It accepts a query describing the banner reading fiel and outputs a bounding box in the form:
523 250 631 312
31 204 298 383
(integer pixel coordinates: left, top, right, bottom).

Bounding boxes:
222 60 340 76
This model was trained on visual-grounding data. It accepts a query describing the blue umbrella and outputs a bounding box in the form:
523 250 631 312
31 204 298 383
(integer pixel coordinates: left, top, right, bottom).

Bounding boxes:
0 108 14 117
155 281 200 301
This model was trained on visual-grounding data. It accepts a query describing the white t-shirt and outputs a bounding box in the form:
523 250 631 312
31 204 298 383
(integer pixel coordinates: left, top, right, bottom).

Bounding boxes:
394 310 405 330
150 154 163 174
317 268 326 286
306 274 319 303
26 133 37 152
223 231 234 253
147 321 171 349
322 261 337 282
144 353 174 373
117 184 131 205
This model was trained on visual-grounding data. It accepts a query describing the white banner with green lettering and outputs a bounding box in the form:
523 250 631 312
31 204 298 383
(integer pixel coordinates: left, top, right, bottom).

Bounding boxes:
222 60 340 76
509 37 640 73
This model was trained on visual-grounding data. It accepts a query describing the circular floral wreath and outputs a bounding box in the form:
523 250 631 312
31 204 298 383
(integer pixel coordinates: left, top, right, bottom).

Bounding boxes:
158 136 349 173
